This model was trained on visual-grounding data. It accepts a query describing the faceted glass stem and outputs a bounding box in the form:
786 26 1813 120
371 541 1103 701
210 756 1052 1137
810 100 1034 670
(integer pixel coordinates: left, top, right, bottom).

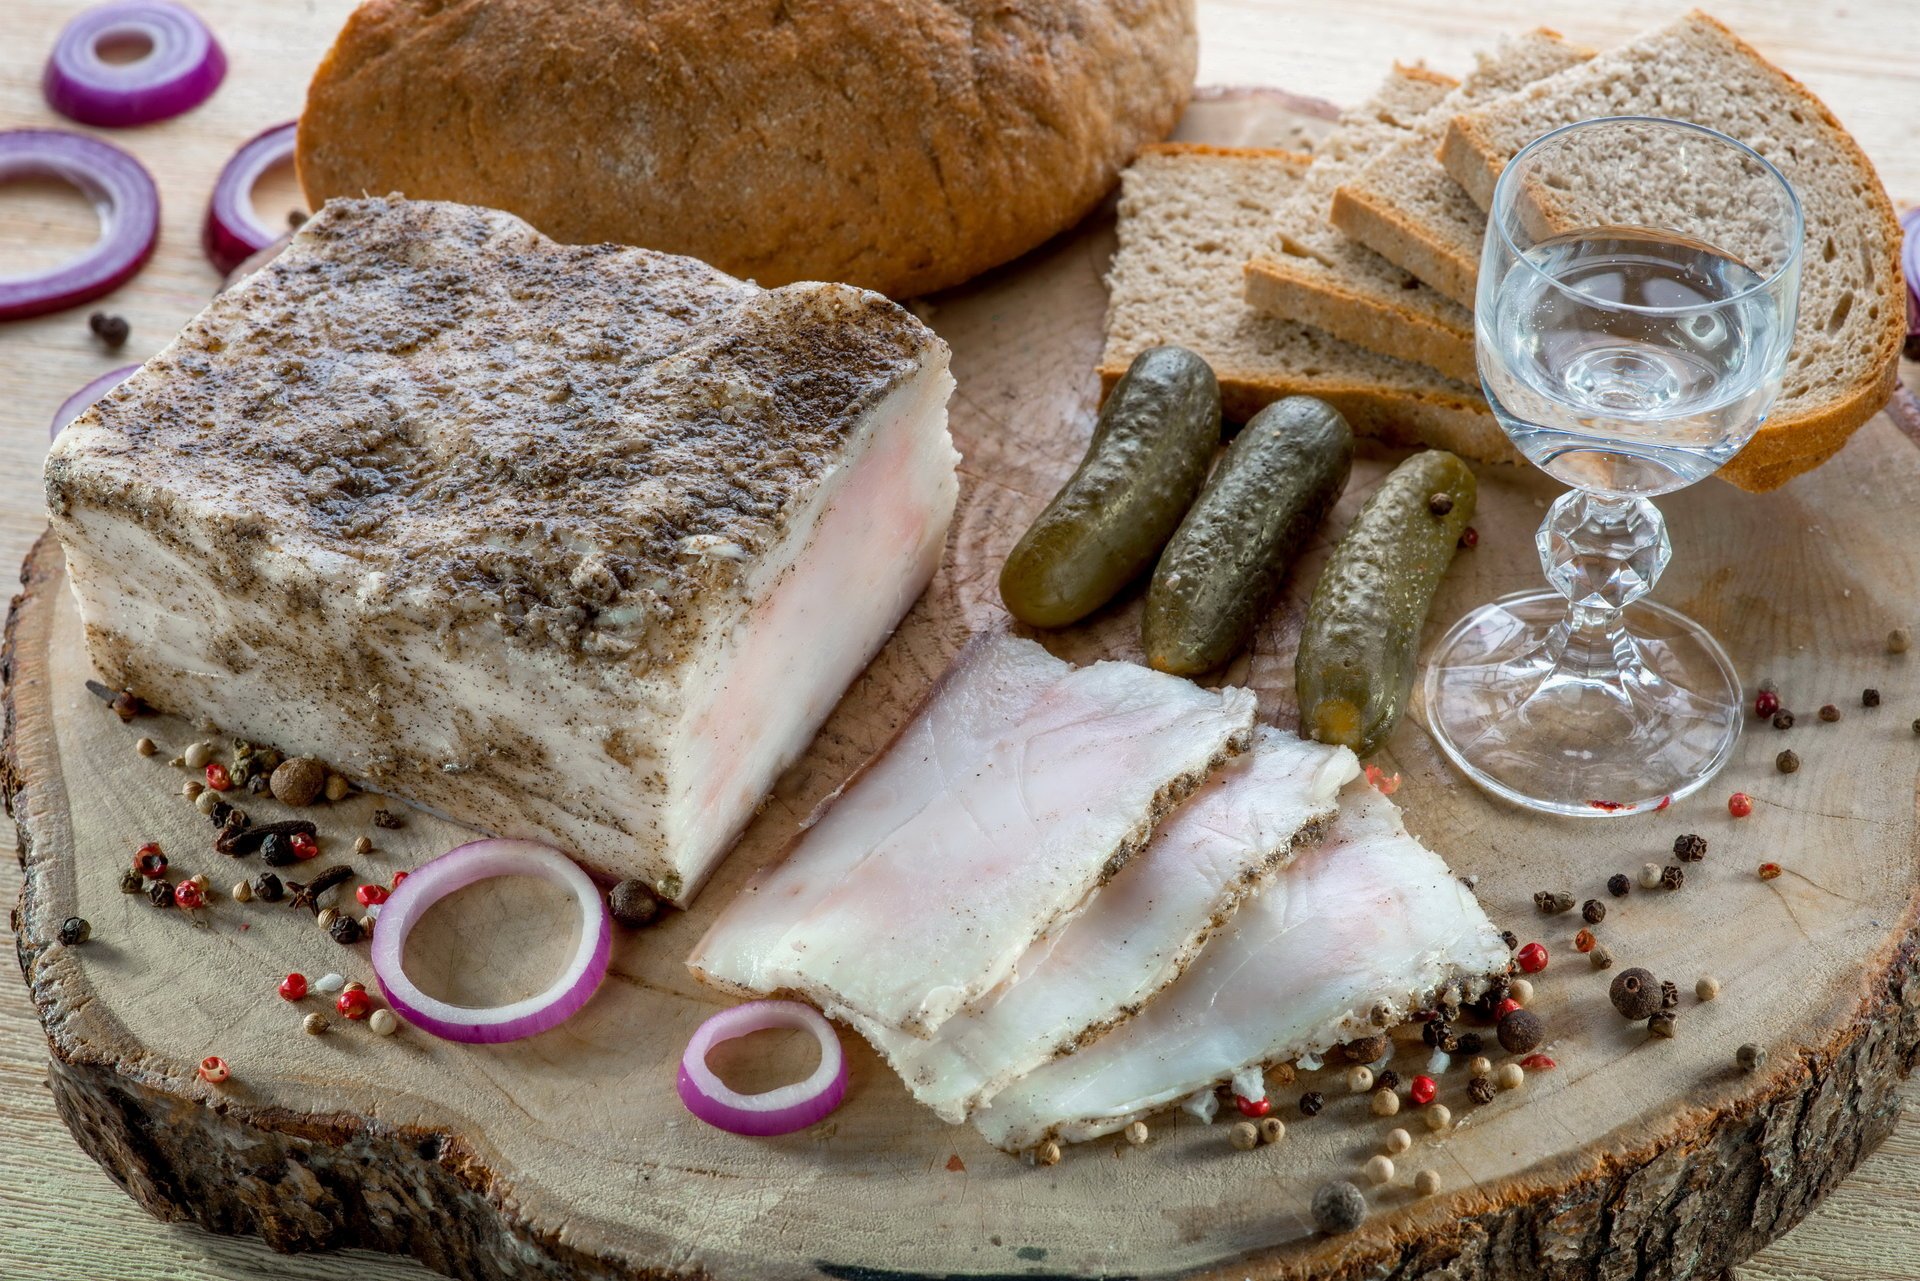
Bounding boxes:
1535 490 1671 685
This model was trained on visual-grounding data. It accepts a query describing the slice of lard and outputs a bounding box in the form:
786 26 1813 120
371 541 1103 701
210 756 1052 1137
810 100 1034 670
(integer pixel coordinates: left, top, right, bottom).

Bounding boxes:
850 725 1359 1123
972 781 1511 1151
687 632 1258 1037
42 196 958 907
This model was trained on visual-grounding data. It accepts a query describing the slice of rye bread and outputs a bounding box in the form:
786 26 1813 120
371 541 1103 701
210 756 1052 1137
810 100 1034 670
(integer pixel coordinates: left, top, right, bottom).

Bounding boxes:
1434 10 1903 490
1244 32 1593 383
1102 143 1511 461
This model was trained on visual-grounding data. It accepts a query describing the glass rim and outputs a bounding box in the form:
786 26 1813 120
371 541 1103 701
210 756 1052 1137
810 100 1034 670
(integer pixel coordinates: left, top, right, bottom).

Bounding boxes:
1489 115 1805 316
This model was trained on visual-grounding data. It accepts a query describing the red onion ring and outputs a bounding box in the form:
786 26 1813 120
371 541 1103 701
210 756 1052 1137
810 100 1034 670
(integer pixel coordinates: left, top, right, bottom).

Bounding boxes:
203 121 298 276
50 364 140 439
678 1000 848 1136
43 1 227 128
370 838 611 1044
0 131 159 321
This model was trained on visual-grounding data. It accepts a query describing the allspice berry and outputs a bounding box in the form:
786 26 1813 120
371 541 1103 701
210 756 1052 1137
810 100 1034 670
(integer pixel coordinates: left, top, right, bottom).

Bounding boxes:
1649 1010 1678 1039
1610 968 1661 1020
610 879 662 928
1230 1121 1259 1151
1737 1043 1767 1072
1497 1009 1545 1055
269 757 328 807
1311 1180 1367 1234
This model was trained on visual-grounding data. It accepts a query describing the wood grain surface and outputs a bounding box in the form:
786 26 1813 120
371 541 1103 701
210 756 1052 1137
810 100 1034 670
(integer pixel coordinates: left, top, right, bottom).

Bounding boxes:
3 2 1918 1279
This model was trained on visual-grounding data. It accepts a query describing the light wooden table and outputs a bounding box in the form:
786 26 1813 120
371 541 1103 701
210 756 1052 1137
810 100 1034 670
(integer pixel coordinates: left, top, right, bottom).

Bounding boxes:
2 2 1915 1278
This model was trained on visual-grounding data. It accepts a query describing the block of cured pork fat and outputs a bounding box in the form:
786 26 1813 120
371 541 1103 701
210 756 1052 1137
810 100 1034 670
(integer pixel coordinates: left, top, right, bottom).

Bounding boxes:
973 781 1511 1151
687 632 1259 1037
43 197 959 907
853 726 1359 1122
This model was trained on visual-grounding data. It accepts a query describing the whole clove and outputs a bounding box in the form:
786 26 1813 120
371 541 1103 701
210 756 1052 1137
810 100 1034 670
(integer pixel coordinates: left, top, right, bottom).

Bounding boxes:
218 817 317 857
287 865 355 915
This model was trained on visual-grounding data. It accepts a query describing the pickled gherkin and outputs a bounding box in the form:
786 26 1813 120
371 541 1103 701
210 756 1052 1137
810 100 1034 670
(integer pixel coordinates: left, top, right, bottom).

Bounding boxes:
999 347 1219 628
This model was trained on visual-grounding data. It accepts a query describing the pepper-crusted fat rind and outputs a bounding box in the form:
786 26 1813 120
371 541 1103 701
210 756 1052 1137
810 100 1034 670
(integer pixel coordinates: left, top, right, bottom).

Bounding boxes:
44 197 960 906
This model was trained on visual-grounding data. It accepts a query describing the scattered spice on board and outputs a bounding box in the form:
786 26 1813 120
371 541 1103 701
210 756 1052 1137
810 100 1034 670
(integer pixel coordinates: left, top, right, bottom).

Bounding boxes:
147 881 176 909
1385 1127 1412 1155
1863 688 1882 707
1737 1043 1767 1072
1776 749 1800 774
1607 873 1631 898
1573 928 1597 953
1427 492 1454 516
1424 1104 1452 1133
1408 1075 1437 1106
1312 1181 1367 1234
1660 979 1680 1010
1581 899 1606 924
1415 1169 1442 1197
1297 1091 1324 1117
1234 1094 1269 1118
371 1012 400 1039
1229 1121 1259 1151
1375 1069 1401 1093
1509 978 1534 1005
279 973 308 1001
1499 930 1519 951
303 1012 329 1035
1370 1088 1400 1117
1497 1010 1544 1054
1696 976 1721 1001
88 311 130 347
1256 1117 1283 1144
1758 862 1783 881
197 1055 229 1084
1365 1154 1395 1184
1126 1121 1151 1147
373 809 404 830
336 989 374 1020
118 869 142 895
1661 865 1685 891
1772 710 1794 730
1753 688 1780 718
270 757 329 806
1468 1076 1496 1105
134 844 167 879
1495 1063 1525 1091
1638 862 1663 889
1673 833 1707 861
1534 890 1574 915
1515 942 1548 973
1457 527 1478 550
1648 1011 1677 1039
251 872 284 902
1346 1066 1374 1094
288 865 353 914
1889 627 1911 654
1819 704 1842 723
135 736 156 757
610 879 663 928
57 917 91 945
1727 792 1753 818
329 914 364 945
1036 1140 1061 1166
1519 1053 1556 1071
1457 1031 1484 1056
353 835 374 856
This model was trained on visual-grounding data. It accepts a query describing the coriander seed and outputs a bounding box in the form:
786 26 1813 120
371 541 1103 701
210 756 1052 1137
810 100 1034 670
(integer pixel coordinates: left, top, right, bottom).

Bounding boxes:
231 880 252 903
1468 1055 1493 1078
316 907 339 931
353 836 373 856
1037 1140 1061 1166
184 740 213 769
182 779 203 800
1696 975 1721 1001
194 789 220 815
324 773 352 803
135 737 156 757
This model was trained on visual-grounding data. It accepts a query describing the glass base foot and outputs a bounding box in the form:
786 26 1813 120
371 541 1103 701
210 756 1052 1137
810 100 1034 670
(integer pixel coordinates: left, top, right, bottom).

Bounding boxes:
1422 590 1742 817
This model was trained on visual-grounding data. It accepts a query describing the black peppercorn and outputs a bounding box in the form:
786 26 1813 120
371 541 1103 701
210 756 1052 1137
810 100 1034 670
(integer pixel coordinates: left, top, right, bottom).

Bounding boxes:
1820 704 1841 723
1864 688 1882 708
329 913 364 945
1649 1010 1677 1039
1496 1009 1545 1055
148 881 176 908
1374 1070 1401 1093
1297 1091 1324 1117
1660 979 1680 1010
208 800 235 828
1428 492 1455 516
251 872 284 903
1610 968 1660 1020
1457 1031 1484 1056
1661 865 1684 891
119 869 143 895
1500 930 1519 951
1776 749 1800 774
609 879 661 928
1311 1180 1366 1234
58 917 91 945
1468 1076 1496 1105
260 834 297 867
373 808 404 830
1533 890 1574 914
1607 873 1631 897
1672 834 1707 861
88 311 130 347
1772 710 1794 730
1581 899 1606 924
1421 1018 1452 1049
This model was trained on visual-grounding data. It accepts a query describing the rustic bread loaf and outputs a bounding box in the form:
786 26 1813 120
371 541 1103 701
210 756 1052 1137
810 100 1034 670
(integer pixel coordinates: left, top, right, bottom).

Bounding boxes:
1436 10 1903 489
1242 32 1592 382
1104 144 1510 461
297 0 1197 299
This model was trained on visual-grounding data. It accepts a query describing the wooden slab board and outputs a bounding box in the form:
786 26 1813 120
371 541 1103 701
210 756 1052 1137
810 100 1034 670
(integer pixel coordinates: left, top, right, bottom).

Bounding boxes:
9 89 1920 1281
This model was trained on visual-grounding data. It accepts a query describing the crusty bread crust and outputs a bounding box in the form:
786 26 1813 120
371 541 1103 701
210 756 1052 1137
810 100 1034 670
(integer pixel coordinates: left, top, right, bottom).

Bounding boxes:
1438 10 1904 491
298 0 1198 300
1242 258 1476 381
1327 180 1480 309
